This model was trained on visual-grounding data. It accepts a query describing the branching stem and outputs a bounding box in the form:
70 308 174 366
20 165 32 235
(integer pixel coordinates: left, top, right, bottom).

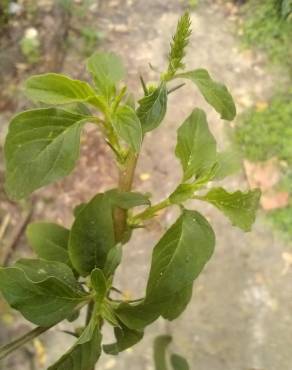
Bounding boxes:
130 198 171 224
0 325 53 361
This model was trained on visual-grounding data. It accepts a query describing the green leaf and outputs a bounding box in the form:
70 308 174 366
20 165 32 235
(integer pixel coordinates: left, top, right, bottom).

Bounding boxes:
26 222 70 265
175 108 217 181
214 150 241 180
171 354 190 370
161 284 193 321
115 301 160 330
87 52 125 99
169 163 219 204
145 210 215 304
154 335 172 370
25 73 96 105
0 259 87 326
69 193 115 276
177 69 236 120
112 105 142 152
137 83 167 133
103 324 143 355
106 189 151 209
4 108 86 200
116 210 215 330
90 268 107 306
48 320 102 370
101 302 120 327
199 187 261 231
103 244 123 278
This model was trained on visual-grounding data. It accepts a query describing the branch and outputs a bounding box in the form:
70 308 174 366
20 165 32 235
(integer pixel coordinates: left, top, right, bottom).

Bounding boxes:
0 325 53 361
167 83 185 95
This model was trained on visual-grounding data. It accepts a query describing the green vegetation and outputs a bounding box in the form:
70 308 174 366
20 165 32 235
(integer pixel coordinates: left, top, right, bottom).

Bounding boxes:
235 94 292 163
235 0 292 238
0 0 10 28
0 12 260 368
235 93 292 238
241 0 292 74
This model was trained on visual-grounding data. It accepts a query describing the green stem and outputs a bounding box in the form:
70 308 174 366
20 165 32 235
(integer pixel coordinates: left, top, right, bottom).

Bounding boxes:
0 325 53 360
113 151 139 242
131 198 171 224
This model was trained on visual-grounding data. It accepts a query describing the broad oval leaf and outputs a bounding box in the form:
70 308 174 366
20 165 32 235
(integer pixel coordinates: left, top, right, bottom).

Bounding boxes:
87 52 125 99
26 222 70 265
103 324 144 355
171 354 190 370
177 69 236 120
116 210 215 330
200 187 261 231
4 108 86 200
0 259 87 326
112 105 142 152
161 284 193 321
25 73 96 105
48 320 102 370
145 210 215 304
115 301 160 330
69 193 115 276
175 108 217 181
137 83 167 133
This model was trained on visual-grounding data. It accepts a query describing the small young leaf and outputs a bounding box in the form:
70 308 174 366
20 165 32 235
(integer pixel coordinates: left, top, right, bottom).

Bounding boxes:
90 268 107 306
103 324 144 355
0 259 87 326
48 320 102 370
169 163 219 204
4 108 86 200
137 83 167 133
177 69 236 120
25 73 96 105
102 302 120 327
26 222 70 265
106 189 151 209
199 187 261 231
103 244 123 278
145 210 215 305
175 108 217 181
69 193 115 276
161 284 193 321
112 105 142 152
154 335 172 370
171 354 190 370
87 52 125 99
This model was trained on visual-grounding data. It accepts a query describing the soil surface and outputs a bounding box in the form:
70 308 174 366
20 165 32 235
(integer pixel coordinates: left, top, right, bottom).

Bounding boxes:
0 0 292 369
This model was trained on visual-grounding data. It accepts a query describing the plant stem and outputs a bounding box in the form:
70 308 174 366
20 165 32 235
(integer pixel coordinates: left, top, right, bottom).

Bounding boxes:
114 151 139 242
0 325 53 361
85 301 94 326
131 198 171 224
167 83 185 94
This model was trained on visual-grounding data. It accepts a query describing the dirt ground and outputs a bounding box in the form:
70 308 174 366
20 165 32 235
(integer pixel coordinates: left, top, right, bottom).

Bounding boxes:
0 0 292 369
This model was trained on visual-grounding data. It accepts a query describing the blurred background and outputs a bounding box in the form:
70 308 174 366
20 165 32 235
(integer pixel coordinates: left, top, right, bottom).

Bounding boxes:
0 0 292 369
